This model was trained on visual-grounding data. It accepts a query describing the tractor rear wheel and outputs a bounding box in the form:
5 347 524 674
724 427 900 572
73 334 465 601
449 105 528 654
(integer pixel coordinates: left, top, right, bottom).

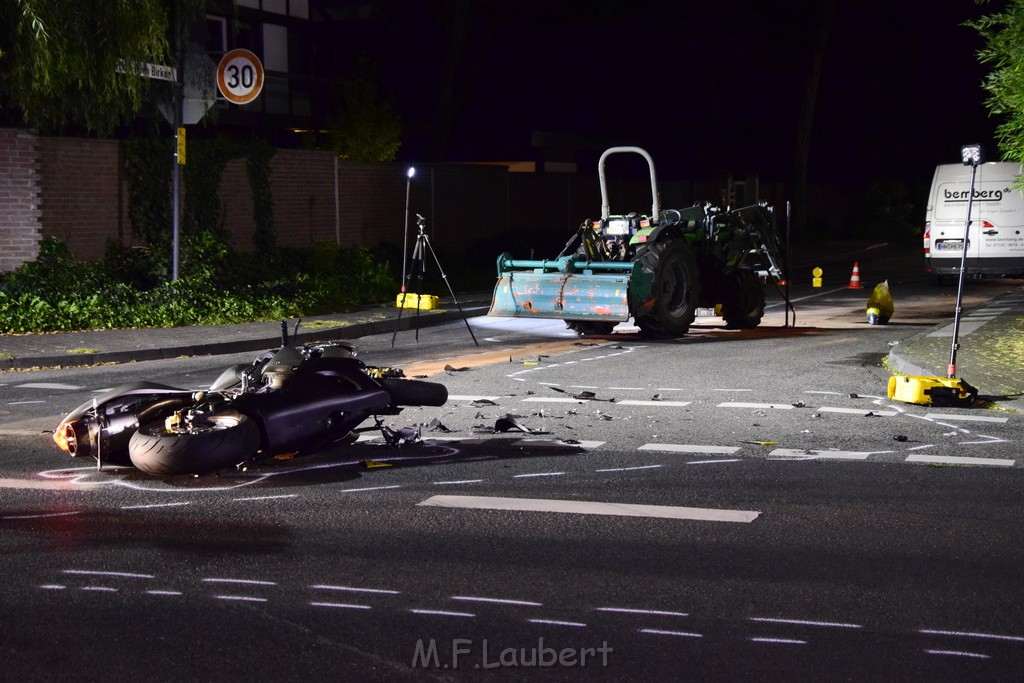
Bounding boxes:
721 270 765 329
634 240 700 337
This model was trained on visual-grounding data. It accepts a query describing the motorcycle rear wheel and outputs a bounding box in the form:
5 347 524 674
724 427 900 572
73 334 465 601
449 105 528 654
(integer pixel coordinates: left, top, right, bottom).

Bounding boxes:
129 411 261 476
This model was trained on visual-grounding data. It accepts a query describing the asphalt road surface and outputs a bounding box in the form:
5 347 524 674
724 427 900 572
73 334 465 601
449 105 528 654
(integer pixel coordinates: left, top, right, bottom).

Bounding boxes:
1 265 1022 681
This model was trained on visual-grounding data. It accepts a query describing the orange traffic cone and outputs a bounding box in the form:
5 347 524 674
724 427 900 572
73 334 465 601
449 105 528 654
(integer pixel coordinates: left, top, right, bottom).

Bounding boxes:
847 262 863 289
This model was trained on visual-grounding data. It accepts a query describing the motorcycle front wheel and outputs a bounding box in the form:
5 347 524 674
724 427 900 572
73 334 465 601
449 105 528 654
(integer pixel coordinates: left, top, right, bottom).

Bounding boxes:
128 411 261 476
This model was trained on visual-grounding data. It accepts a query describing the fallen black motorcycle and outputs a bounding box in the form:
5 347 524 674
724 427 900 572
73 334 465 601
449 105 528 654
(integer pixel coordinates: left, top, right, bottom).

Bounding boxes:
53 338 448 476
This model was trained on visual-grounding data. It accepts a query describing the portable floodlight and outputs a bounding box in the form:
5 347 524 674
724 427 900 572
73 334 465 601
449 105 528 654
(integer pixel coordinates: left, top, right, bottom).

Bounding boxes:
961 144 983 166
400 167 417 295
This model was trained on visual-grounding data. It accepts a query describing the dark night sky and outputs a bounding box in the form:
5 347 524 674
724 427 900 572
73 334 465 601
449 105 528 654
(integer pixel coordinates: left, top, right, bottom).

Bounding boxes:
375 0 997 189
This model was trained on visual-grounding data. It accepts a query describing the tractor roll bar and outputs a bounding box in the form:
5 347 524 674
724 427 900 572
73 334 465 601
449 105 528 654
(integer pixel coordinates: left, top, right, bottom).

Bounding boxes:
598 146 659 223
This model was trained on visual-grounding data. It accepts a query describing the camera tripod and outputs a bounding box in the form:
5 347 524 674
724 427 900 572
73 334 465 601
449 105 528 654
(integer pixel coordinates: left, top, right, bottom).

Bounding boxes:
392 214 478 347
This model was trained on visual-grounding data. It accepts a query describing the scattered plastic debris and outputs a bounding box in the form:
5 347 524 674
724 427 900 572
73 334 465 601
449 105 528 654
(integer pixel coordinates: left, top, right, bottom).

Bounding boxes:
425 418 452 433
381 425 421 447
495 414 551 434
742 440 779 446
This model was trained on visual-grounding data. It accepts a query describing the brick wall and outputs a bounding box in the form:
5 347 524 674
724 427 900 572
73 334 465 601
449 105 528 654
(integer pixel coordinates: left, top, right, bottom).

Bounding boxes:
0 129 42 270
37 136 128 261
0 127 804 272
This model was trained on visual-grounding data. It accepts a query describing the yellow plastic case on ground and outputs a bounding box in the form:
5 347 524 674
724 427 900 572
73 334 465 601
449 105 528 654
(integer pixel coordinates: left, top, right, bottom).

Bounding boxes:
395 293 439 310
887 375 977 407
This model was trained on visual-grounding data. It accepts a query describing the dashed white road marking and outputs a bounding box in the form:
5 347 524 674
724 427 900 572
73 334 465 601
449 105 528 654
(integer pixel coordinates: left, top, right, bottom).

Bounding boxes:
310 602 372 610
639 444 740 455
65 569 154 579
905 454 1014 467
411 609 475 618
528 618 586 628
640 629 703 638
749 617 861 629
818 407 898 417
447 395 503 401
925 650 991 659
311 584 400 595
15 382 84 390
768 448 874 460
924 413 1009 424
718 402 794 410
919 628 1024 642
418 495 760 523
618 400 691 407
452 596 543 607
750 637 806 645
598 607 688 617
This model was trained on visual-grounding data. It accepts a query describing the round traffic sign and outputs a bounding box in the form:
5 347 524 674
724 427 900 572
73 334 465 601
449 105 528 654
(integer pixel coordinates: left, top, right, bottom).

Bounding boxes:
217 49 264 105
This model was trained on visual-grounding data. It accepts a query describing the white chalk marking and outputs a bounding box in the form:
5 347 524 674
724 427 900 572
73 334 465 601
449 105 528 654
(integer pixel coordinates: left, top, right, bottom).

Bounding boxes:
203 578 277 586
311 584 400 595
595 465 663 473
920 628 1024 642
452 596 542 607
418 495 760 523
410 609 475 618
598 607 688 617
528 618 586 628
749 617 861 629
639 629 702 638
64 570 154 579
925 650 991 659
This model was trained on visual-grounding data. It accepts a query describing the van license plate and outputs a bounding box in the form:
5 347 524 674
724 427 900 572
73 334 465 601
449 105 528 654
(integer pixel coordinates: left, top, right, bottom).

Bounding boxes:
936 240 963 251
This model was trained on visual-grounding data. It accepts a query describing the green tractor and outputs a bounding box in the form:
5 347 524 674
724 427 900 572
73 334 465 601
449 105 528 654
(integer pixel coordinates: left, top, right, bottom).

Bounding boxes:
487 146 786 337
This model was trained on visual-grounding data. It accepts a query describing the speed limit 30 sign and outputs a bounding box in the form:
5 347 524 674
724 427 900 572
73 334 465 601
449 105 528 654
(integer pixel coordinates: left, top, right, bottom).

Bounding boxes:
217 49 264 105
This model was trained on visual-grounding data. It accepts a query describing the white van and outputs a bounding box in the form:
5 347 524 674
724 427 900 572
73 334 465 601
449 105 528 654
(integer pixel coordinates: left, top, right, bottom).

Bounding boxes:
924 161 1024 278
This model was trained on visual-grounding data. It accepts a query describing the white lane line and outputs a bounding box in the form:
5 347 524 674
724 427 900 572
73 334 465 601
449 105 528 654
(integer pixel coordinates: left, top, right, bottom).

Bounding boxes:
924 413 1009 424
6 401 47 405
311 584 400 595
769 448 874 460
447 395 502 401
232 494 299 502
925 650 991 659
618 400 692 407
64 570 154 579
215 595 268 603
749 617 861 629
688 459 742 465
452 596 543 607
513 472 565 478
418 495 760 523
40 585 66 590
906 454 1014 467
818 407 898 416
147 590 183 596
434 479 484 485
528 619 586 628
750 637 807 645
598 607 688 617
595 465 663 473
607 387 645 391
310 602 372 610
81 586 118 592
15 382 84 390
640 629 702 638
921 628 1024 642
639 444 740 455
203 578 277 586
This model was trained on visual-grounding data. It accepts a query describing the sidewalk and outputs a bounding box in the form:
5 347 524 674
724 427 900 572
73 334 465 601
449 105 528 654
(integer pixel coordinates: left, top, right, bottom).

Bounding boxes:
2 284 1022 403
